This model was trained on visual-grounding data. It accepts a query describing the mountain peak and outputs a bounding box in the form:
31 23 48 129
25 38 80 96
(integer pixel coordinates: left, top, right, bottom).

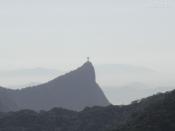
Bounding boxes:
80 61 94 71
0 61 110 111
75 61 96 82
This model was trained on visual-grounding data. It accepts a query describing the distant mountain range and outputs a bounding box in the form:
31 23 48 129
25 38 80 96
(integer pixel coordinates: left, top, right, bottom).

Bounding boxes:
0 68 61 88
0 62 110 112
0 63 158 88
1 63 175 106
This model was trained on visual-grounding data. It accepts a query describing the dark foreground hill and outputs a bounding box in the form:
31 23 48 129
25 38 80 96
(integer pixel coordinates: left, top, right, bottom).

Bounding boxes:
114 89 175 131
0 89 175 131
0 61 110 111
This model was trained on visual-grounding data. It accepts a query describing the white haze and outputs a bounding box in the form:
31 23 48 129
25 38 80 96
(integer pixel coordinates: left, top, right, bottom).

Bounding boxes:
0 0 175 104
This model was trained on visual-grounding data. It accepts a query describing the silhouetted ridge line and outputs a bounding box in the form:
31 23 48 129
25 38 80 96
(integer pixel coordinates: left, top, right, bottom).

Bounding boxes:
0 61 110 111
50 61 96 84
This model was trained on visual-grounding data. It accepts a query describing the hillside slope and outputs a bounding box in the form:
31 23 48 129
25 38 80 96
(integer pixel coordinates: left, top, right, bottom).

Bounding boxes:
0 89 175 131
0 61 110 111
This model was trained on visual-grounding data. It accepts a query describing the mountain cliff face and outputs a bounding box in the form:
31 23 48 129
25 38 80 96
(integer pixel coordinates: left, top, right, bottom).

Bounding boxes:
0 61 110 111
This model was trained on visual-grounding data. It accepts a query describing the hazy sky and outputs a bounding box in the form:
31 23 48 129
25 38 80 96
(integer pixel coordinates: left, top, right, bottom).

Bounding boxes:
0 0 175 73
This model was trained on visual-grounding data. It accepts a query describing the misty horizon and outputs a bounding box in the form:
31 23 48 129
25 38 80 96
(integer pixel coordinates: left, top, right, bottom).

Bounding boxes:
0 61 175 105
0 0 175 73
0 0 175 108
1 62 175 87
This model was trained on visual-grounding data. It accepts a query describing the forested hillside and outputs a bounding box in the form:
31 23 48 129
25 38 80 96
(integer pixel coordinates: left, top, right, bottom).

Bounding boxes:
0 89 175 131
